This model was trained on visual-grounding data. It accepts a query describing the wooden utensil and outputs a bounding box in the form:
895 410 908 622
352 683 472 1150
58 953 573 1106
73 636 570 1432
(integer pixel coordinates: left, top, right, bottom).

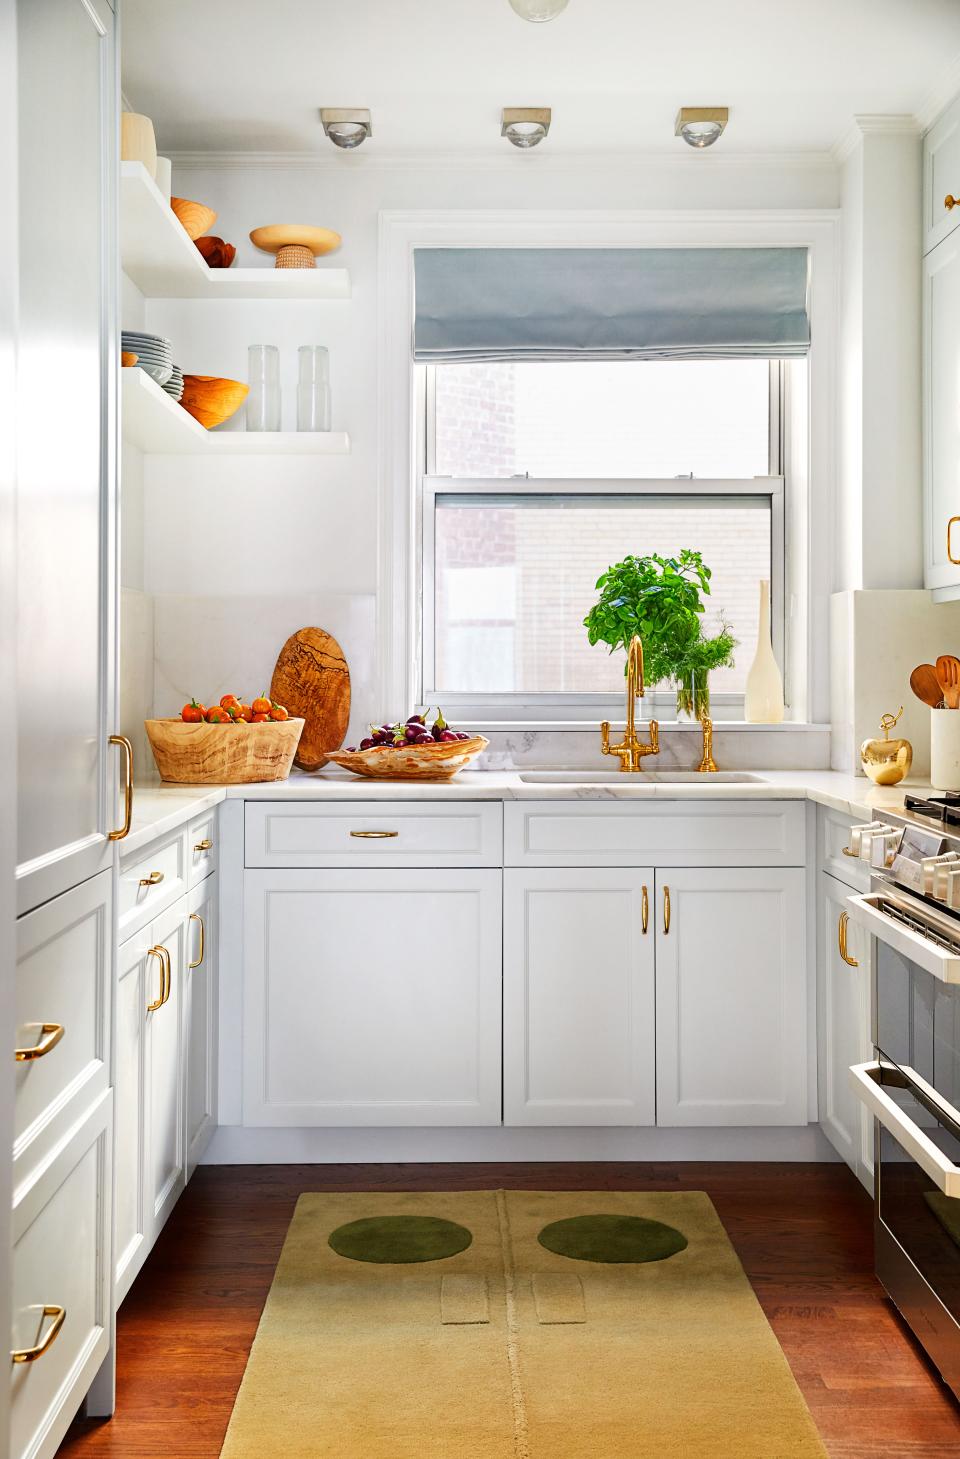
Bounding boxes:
170 196 218 241
270 628 351 770
937 655 960 709
179 375 249 429
911 663 944 708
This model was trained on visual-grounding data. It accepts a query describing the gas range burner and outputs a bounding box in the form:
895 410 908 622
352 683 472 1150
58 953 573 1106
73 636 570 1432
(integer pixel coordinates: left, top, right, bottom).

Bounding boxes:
903 791 960 828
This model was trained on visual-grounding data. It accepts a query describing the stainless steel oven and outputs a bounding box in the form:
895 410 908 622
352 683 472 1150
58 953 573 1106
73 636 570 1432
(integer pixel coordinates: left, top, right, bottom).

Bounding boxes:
847 881 960 1397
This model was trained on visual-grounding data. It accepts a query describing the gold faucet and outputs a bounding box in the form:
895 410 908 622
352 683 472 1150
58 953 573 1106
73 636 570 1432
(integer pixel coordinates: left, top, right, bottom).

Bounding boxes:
600 635 660 772
697 711 717 773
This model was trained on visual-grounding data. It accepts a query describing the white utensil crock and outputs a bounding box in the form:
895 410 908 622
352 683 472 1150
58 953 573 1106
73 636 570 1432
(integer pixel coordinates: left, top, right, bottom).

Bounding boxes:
931 707 960 790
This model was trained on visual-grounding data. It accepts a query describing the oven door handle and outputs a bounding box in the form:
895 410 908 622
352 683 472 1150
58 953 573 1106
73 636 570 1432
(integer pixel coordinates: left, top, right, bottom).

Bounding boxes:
849 1061 960 1197
844 892 960 984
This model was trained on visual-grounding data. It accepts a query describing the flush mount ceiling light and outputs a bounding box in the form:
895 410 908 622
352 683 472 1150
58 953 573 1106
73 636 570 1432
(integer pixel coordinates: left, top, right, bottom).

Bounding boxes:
675 107 728 149
320 108 372 149
502 107 551 149
508 0 570 20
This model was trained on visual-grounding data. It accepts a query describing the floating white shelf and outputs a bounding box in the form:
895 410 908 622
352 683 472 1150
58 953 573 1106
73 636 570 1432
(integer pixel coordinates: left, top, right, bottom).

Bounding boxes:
122 369 351 455
120 163 351 300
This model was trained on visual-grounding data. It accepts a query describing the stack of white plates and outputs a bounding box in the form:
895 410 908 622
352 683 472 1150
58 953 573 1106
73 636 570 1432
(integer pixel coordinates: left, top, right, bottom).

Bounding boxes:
163 365 184 402
122 330 173 387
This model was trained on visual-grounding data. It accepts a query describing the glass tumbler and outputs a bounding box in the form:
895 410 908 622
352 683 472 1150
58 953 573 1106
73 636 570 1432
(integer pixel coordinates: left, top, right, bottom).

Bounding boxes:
246 345 281 431
297 346 331 431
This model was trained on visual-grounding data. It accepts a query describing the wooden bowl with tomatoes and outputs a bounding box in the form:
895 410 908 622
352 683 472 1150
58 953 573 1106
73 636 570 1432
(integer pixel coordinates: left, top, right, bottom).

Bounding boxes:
145 694 304 784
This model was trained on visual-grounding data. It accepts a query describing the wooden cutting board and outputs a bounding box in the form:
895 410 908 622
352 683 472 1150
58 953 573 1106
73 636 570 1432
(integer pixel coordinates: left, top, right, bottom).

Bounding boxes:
270 628 350 771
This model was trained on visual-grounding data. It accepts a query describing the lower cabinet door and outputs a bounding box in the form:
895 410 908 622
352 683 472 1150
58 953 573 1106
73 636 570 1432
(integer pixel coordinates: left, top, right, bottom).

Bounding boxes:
114 929 151 1302
655 867 808 1126
503 868 655 1126
242 869 502 1126
146 900 186 1233
11 1090 112 1459
184 876 217 1179
817 871 874 1188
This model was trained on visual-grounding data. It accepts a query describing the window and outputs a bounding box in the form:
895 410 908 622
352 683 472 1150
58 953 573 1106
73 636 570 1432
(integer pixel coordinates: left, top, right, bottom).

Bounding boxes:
420 358 787 721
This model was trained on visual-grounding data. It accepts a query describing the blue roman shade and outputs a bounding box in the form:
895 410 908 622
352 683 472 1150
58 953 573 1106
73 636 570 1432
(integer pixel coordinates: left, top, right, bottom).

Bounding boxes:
413 247 810 362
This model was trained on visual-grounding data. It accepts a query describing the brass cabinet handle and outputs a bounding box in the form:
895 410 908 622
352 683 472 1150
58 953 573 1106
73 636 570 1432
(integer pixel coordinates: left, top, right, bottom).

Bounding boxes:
641 885 649 935
194 838 213 852
946 194 960 211
663 885 671 936
349 830 399 839
188 912 205 969
146 946 170 1012
841 846 859 857
949 516 960 566
11 1304 66 1364
838 911 859 968
14 1023 65 1063
139 870 164 888
108 734 134 841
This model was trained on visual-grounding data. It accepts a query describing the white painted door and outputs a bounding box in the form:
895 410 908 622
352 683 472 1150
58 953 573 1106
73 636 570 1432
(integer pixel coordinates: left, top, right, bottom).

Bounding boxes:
817 873 874 1190
243 869 502 1126
114 930 150 1303
146 902 186 1233
15 0 118 915
503 868 655 1126
184 877 217 1179
924 233 960 593
655 868 808 1126
924 95 960 255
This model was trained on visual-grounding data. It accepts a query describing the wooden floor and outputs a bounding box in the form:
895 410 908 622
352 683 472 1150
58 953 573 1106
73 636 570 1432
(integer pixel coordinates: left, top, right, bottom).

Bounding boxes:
60 1162 960 1458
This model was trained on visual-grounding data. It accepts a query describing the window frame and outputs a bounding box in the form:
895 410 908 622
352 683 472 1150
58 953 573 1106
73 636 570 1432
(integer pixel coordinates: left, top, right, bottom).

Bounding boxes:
418 360 788 724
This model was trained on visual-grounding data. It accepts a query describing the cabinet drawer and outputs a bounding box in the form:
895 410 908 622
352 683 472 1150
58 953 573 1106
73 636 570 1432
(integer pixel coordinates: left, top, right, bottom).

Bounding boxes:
11 1092 111 1459
186 811 217 888
244 801 503 867
818 806 871 890
119 828 186 938
504 800 805 867
15 873 111 1183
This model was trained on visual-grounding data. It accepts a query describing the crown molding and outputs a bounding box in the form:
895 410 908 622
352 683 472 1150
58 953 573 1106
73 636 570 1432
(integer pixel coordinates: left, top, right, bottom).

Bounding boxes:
831 113 922 165
916 49 960 133
165 146 838 175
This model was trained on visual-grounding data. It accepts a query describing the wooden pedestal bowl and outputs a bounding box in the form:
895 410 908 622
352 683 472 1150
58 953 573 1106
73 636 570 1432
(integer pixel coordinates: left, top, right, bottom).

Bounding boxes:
145 718 304 784
249 224 342 269
325 736 489 782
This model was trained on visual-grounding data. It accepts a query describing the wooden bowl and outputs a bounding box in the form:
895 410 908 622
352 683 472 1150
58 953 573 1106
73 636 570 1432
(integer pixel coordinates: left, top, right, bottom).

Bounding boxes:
180 375 249 429
171 196 218 241
121 112 157 177
249 224 342 269
326 735 489 782
145 718 304 785
195 235 236 268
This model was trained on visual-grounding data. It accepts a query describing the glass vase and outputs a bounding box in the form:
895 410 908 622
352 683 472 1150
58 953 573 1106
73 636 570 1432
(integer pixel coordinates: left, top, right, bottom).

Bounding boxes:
246 345 281 431
674 668 710 722
297 345 331 431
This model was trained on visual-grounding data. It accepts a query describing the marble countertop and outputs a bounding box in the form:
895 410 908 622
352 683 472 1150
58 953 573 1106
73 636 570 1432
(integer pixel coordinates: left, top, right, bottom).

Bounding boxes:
124 768 933 856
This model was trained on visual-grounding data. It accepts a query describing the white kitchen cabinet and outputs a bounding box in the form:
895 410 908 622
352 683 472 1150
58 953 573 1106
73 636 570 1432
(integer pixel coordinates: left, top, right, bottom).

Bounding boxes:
924 95 960 255
242 869 502 1126
15 0 119 916
503 868 655 1126
817 872 874 1190
923 231 960 595
184 877 217 1179
655 868 808 1126
114 930 149 1300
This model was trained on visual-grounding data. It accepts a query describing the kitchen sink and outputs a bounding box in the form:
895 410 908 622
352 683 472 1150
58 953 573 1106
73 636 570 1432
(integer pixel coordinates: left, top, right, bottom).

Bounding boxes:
517 770 767 784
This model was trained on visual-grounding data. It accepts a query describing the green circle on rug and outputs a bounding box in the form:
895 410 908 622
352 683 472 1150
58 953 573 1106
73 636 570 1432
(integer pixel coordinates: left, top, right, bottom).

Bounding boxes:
328 1215 473 1264
537 1214 688 1264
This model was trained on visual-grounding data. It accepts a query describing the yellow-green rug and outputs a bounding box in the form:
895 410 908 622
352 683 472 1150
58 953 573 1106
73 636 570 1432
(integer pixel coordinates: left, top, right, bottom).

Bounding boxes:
219 1190 827 1459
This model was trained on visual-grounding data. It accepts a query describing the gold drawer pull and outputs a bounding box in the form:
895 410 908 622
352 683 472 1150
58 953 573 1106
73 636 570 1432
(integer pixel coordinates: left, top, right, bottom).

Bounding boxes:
139 870 164 888
838 911 859 968
949 516 960 566
15 1023 65 1063
349 830 399 839
11 1304 65 1364
841 846 859 858
189 912 205 969
108 734 133 841
146 946 171 1012
663 885 671 936
641 885 649 935
946 194 960 211
194 838 213 852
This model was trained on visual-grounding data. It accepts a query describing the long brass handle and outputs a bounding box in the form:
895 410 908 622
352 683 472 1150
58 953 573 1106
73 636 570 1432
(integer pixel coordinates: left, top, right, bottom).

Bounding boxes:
108 734 133 841
946 194 960 211
349 830 399 839
663 885 671 936
189 912 205 969
161 946 172 1006
641 885 649 935
838 911 859 968
11 1305 66 1364
146 947 167 1012
949 516 960 566
194 837 213 852
139 870 164 888
841 846 859 858
15 1023 65 1063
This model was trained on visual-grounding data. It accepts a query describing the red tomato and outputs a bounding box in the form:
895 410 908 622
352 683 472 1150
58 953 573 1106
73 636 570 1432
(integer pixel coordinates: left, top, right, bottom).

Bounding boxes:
220 694 240 709
269 703 289 721
204 705 229 723
252 695 272 714
251 711 269 723
181 699 204 723
239 704 254 722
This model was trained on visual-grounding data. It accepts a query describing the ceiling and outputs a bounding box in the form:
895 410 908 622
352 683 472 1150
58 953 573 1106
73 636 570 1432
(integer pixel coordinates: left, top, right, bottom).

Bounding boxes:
121 0 960 158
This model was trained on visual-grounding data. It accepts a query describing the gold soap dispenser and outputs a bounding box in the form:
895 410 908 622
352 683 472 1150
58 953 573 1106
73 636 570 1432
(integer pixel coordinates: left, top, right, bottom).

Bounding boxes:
860 707 913 786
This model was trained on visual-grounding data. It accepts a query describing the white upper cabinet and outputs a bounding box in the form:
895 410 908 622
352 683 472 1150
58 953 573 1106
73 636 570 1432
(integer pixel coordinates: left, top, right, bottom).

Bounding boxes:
15 0 118 914
923 230 960 593
924 96 960 255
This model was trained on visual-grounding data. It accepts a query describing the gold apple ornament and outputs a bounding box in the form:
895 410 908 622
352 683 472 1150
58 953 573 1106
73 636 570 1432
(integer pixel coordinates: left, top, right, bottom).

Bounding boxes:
860 707 913 786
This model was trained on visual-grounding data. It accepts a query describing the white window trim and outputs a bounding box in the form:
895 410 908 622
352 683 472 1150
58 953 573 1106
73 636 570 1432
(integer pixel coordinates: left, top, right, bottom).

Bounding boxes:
376 209 839 728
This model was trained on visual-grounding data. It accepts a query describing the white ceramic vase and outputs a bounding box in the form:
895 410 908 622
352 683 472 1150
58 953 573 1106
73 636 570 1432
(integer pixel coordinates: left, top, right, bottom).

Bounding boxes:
744 579 784 723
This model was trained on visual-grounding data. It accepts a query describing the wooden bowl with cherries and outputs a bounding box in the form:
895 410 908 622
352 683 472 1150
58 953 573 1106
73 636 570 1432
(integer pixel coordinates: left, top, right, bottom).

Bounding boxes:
326 710 488 782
